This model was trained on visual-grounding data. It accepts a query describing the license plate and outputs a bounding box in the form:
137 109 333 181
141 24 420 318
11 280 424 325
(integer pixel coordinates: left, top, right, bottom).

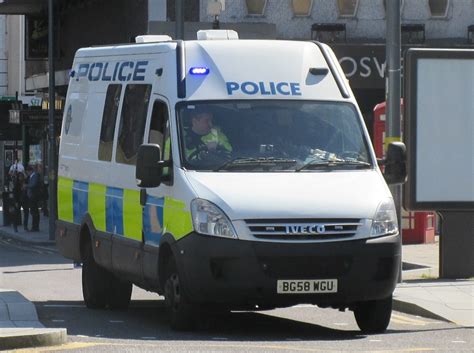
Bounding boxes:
277 279 338 294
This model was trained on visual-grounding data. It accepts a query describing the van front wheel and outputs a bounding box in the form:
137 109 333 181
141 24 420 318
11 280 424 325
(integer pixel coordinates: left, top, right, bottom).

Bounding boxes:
354 295 392 334
164 259 196 330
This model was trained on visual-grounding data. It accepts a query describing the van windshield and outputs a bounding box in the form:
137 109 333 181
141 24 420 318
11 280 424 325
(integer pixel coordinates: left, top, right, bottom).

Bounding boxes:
177 101 372 172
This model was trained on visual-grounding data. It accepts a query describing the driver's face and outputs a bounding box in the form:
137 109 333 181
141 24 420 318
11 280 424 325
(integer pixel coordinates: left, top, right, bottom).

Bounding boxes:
192 113 213 135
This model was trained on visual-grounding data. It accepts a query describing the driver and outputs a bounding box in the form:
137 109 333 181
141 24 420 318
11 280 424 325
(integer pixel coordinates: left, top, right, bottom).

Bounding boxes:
185 108 232 160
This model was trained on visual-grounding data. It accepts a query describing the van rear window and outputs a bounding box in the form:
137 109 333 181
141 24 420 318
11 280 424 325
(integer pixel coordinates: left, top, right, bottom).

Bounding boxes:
115 84 152 165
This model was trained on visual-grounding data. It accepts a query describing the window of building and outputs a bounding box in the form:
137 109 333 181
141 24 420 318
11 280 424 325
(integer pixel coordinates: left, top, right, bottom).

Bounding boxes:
337 0 359 17
246 0 267 16
115 84 152 166
428 0 449 18
291 0 313 17
98 84 122 161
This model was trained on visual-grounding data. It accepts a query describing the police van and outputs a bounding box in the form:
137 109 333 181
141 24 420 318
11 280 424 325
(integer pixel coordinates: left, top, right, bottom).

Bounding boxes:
56 30 406 332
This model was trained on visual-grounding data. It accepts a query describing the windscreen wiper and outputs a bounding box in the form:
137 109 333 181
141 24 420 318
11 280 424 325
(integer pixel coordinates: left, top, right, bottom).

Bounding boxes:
214 157 297 171
295 159 371 172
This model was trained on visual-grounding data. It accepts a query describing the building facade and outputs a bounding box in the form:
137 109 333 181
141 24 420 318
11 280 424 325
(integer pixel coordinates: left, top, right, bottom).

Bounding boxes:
198 0 473 133
0 0 471 187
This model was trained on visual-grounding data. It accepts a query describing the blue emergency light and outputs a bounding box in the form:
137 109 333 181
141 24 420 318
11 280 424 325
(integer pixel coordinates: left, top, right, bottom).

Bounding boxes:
189 67 210 75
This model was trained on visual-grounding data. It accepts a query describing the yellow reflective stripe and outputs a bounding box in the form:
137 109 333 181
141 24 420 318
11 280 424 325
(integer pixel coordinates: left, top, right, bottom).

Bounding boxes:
163 197 193 240
123 189 142 241
58 177 74 222
88 183 106 231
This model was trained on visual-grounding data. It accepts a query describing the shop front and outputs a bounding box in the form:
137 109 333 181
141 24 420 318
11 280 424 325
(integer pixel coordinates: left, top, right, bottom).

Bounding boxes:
8 106 62 186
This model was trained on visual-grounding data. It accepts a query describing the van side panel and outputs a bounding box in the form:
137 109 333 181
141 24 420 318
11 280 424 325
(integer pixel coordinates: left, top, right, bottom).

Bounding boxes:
123 189 142 241
88 183 107 231
58 177 74 222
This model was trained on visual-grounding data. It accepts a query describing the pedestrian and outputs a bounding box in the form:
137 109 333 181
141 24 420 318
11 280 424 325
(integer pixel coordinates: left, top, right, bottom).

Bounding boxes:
10 171 23 232
8 158 25 177
25 165 41 232
21 172 30 231
36 164 49 217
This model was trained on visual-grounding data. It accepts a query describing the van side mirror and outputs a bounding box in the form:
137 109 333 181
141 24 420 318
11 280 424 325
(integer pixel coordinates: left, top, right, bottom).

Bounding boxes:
384 142 407 185
136 144 163 188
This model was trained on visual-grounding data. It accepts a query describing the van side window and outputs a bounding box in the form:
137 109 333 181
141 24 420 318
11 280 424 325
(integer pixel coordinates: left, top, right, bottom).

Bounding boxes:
98 84 122 161
148 100 168 153
148 100 172 180
116 84 152 165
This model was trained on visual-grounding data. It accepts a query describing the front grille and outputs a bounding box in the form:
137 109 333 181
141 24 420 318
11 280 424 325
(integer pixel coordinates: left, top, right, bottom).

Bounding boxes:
245 218 362 240
258 255 353 279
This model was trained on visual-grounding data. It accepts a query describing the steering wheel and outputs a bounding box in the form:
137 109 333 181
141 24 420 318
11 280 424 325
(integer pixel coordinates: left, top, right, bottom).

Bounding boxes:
188 144 231 165
187 144 208 161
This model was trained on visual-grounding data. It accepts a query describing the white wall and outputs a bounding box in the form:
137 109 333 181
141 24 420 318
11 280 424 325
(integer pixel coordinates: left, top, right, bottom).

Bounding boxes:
0 15 8 95
5 15 24 96
148 0 167 22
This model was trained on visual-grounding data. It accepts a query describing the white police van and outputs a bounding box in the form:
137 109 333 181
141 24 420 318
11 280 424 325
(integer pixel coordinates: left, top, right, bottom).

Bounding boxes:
56 30 406 332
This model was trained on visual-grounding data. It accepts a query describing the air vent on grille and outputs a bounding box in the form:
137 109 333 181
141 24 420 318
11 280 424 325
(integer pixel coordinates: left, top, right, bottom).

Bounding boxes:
245 219 361 240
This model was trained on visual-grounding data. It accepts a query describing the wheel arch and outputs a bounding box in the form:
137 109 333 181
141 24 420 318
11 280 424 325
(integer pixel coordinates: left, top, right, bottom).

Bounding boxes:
158 233 179 291
79 213 96 262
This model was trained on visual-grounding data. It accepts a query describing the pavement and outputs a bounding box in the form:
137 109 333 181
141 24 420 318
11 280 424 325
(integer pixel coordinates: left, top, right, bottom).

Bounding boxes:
0 211 472 350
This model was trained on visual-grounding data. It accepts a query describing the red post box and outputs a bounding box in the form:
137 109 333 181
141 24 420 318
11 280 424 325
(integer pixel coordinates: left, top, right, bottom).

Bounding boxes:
373 101 435 244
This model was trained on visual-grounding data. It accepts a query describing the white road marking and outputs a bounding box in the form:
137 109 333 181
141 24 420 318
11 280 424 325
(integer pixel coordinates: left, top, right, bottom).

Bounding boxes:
370 339 382 342
44 304 85 308
451 341 466 343
333 322 348 326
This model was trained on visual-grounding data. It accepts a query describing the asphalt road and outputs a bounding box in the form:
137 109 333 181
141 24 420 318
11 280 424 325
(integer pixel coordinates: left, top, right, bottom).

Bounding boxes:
1 236 472 353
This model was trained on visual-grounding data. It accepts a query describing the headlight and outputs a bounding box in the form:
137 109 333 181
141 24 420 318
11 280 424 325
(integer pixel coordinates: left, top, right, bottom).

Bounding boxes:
370 198 398 236
191 199 237 238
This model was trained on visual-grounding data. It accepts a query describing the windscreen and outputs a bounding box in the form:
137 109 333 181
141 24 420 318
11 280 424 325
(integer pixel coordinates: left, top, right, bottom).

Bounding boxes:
177 100 372 172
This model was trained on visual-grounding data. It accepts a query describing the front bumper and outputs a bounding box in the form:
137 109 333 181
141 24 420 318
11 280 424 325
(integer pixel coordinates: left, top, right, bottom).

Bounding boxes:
174 232 401 309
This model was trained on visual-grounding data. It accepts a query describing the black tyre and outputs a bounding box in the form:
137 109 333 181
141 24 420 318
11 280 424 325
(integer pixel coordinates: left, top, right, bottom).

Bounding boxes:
354 295 393 334
164 258 196 330
108 276 133 310
82 242 109 309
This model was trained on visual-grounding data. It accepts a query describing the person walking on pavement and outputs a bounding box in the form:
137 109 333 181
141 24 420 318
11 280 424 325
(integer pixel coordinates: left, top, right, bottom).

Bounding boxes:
11 172 26 232
21 172 30 231
25 165 41 232
8 158 25 177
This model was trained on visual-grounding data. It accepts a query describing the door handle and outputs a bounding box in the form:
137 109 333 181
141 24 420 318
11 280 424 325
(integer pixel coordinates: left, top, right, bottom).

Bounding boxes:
140 189 147 206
